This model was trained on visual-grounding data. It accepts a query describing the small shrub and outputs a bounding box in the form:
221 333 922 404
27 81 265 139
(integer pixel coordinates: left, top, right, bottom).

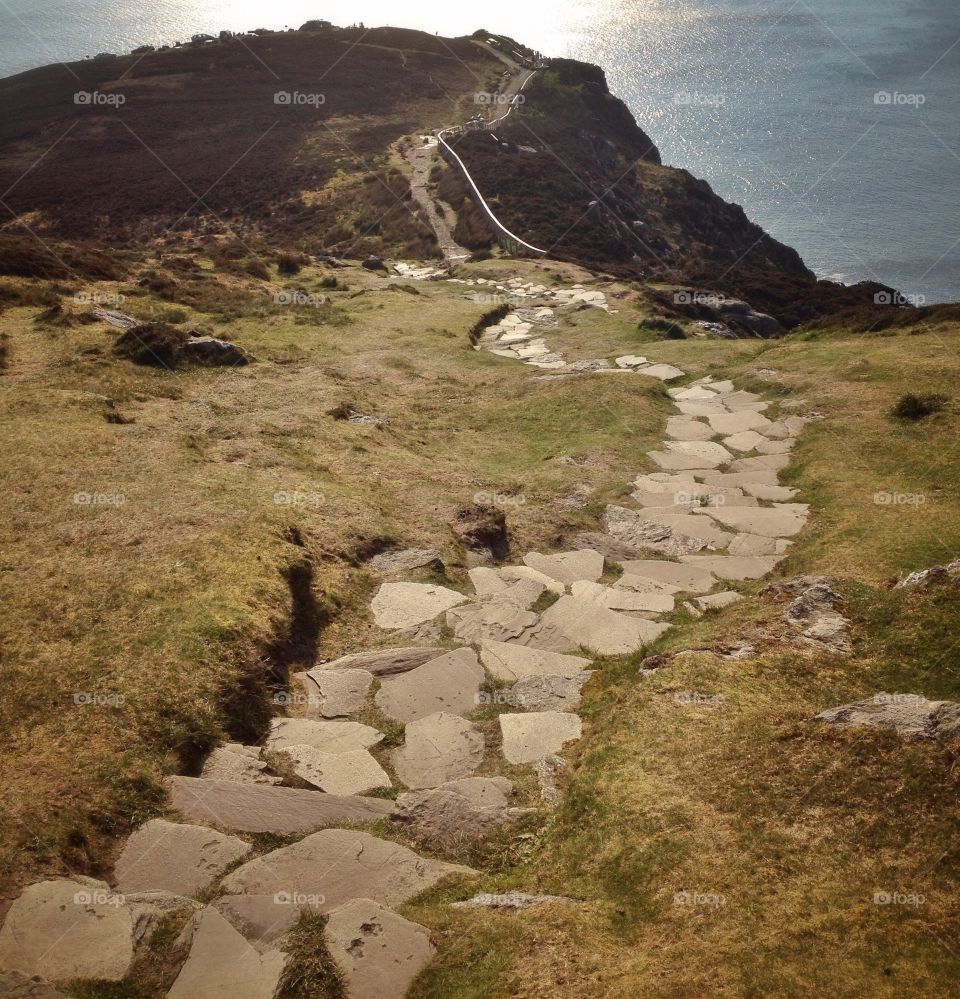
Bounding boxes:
890 393 948 421
468 249 494 262
277 251 306 275
245 259 271 280
113 322 189 368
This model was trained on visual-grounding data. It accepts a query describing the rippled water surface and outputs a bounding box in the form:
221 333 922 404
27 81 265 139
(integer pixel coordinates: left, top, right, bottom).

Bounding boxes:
2 0 958 301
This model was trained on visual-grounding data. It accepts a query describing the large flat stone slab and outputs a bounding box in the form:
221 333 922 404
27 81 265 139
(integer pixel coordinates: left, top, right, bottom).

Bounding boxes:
280 745 392 795
729 454 790 473
325 899 435 999
722 430 769 453
511 673 591 712
665 440 734 464
301 668 374 717
679 554 784 580
499 712 583 764
374 648 485 723
702 503 808 538
621 508 732 547
0 878 154 982
638 363 684 381
266 718 382 754
570 580 674 613
468 567 546 606
221 830 473 911
213 894 300 948
446 597 576 652
201 745 281 785
604 505 713 557
662 416 714 441
167 907 286 999
647 450 720 471
617 559 717 593
522 549 604 586
391 712 484 789
738 481 799 501
727 533 791 557
697 470 781 488
368 548 443 576
478 641 592 682
168 777 392 834
322 647 441 677
392 777 518 844
370 582 468 630
114 819 251 898
497 565 566 594
706 411 773 435
540 596 670 654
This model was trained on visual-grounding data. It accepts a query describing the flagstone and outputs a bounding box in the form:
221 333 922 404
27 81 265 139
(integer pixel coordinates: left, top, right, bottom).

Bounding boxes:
478 641 592 682
370 582 468 630
374 648 485 723
391 712 485 789
540 596 670 654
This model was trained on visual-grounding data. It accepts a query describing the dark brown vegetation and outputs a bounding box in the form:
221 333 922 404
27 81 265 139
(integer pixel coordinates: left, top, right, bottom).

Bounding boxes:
891 392 949 421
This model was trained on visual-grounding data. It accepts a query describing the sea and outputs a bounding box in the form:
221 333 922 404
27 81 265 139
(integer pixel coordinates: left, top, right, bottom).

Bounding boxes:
2 0 958 303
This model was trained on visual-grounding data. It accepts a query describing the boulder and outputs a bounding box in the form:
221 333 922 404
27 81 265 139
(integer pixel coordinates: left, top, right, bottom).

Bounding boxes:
391 712 485 789
167 907 286 999
499 711 583 764
374 648 485 723
324 899 435 999
370 582 468 630
114 819 251 898
368 548 444 575
180 334 251 366
813 695 960 740
168 777 392 834
0 878 156 982
221 829 473 911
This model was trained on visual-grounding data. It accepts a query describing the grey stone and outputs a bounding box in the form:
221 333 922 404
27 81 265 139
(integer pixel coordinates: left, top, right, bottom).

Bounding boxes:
321 647 441 677
221 830 473 911
391 712 485 789
114 819 251 898
201 745 281 785
266 718 382 754
446 596 576 652
540 596 670 654
499 711 583 764
665 440 735 464
701 503 808 538
324 899 435 999
374 648 485 723
302 668 374 717
728 454 790 473
371 582 468 630
0 879 156 983
739 482 799 501
706 411 773 435
727 533 789 557
665 417 715 442
603 505 714 556
695 591 743 610
478 641 592 682
611 506 732 547
279 745 392 795
570 580 674 613
468 567 546 605
368 548 444 575
510 672 591 712
451 892 575 910
679 554 784 580
647 450 720 472
214 895 300 949
0 972 68 998
522 549 605 586
617 559 717 594
533 754 566 806
167 907 286 999
168 777 392 834
392 777 518 844
813 695 960 740
181 335 250 367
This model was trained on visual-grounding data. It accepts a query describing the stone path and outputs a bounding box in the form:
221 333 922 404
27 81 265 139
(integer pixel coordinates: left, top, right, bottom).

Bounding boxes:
8 271 948 998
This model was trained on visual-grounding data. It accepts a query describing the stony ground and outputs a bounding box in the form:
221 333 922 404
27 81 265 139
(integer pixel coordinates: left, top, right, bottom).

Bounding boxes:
6 263 955 999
